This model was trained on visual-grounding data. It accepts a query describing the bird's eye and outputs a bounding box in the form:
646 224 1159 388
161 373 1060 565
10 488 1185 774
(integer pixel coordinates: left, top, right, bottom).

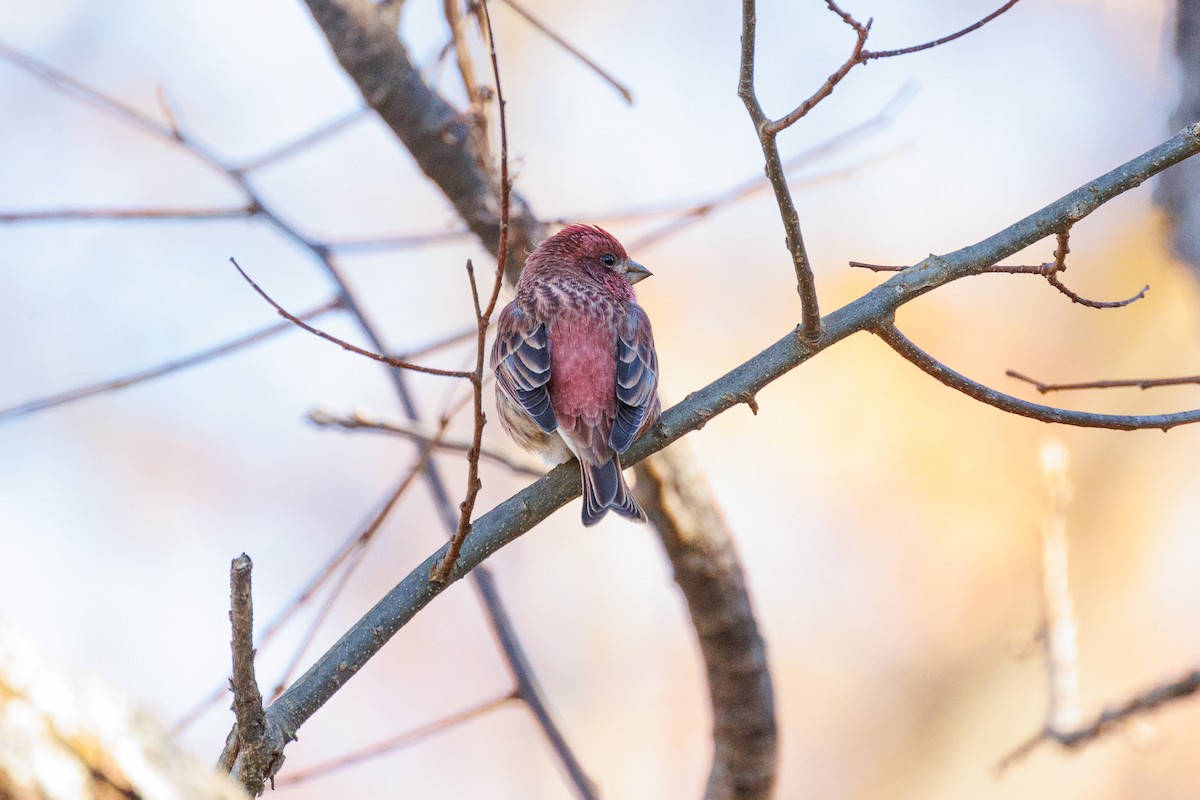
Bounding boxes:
600 254 616 267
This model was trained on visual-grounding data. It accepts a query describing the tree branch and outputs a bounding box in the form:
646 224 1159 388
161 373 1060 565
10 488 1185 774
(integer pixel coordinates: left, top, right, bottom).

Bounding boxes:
218 554 274 795
874 322 1200 430
250 123 1200 774
1005 371 1200 394
634 444 777 800
1000 668 1200 770
298 0 545 284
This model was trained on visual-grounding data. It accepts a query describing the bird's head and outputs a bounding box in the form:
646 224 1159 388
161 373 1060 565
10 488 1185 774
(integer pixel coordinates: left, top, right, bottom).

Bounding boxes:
532 224 652 290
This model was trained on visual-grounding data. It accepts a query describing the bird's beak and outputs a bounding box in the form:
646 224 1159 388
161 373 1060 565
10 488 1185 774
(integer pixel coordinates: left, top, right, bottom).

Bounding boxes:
624 260 653 285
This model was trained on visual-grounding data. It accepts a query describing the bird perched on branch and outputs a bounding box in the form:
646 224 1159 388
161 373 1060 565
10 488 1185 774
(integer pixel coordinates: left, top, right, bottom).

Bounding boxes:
492 224 660 525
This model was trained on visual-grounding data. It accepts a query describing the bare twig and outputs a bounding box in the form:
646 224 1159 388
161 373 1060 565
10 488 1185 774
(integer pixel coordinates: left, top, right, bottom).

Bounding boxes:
737 0 824 341
0 298 342 423
874 322 1200 431
444 0 491 160
288 5 599 791
309 409 543 477
229 257 472 379
276 692 516 786
174 460 458 735
739 0 1021 340
852 229 1151 309
1044 273 1150 309
217 554 273 795
865 0 1022 59
235 107 370 173
497 0 633 104
0 206 253 223
1000 668 1200 770
1005 371 1200 394
269 420 448 699
433 0 511 583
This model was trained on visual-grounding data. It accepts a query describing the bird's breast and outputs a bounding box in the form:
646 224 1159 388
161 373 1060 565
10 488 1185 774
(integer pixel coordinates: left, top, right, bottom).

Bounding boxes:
548 312 617 425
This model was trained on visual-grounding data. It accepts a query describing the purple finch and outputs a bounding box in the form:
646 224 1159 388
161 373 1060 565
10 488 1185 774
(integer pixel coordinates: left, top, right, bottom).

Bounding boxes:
492 224 660 526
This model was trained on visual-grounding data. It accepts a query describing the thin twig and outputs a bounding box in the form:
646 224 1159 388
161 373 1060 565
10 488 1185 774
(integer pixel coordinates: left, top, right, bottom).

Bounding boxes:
444 0 491 161
865 0 1022 60
0 299 343 423
1045 273 1150 309
175 461 455 735
289 5 597 791
737 0 823 341
235 107 370 173
999 668 1200 771
1006 371 1200 394
309 409 544 478
851 232 1151 310
497 0 633 104
229 257 473 379
763 2 871 136
874 322 1200 431
269 420 449 700
433 0 511 583
0 206 253 223
276 692 516 786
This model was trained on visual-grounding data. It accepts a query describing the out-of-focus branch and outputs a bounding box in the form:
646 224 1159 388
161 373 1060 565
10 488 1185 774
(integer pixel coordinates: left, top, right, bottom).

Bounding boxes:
276 692 516 786
1155 0 1200 270
1001 668 1200 770
634 443 776 800
999 446 1200 769
497 0 633 104
0 617 250 799
0 205 253 223
0 298 341 423
309 409 544 477
299 0 545 284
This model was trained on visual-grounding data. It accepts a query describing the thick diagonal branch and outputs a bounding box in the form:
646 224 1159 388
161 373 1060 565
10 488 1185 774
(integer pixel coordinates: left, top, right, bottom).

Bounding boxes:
253 124 1200 769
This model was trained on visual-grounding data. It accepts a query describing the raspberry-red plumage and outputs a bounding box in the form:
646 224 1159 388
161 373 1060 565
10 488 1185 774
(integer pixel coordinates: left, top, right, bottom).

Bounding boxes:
491 225 660 525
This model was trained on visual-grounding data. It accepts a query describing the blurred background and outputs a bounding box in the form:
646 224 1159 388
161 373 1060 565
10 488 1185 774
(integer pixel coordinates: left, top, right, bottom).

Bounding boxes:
2 0 1200 797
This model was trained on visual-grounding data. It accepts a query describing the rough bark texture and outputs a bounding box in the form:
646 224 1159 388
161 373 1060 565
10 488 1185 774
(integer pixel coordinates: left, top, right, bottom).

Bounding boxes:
300 0 545 283
1156 0 1200 270
634 443 777 800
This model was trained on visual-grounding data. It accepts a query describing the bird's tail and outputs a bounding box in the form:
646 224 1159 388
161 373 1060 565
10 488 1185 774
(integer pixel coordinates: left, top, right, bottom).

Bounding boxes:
580 455 645 526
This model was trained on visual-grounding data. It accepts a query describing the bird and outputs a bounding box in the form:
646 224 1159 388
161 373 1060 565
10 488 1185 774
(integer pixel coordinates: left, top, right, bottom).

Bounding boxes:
491 224 660 526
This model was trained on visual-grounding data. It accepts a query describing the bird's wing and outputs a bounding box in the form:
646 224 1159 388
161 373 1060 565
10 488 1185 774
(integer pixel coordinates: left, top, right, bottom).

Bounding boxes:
610 303 659 453
492 302 557 433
